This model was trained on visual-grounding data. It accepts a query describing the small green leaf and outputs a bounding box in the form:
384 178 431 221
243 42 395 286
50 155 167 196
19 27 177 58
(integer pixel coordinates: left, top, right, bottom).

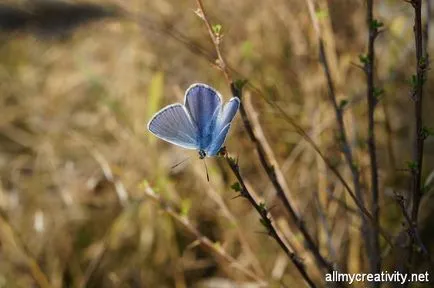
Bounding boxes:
359 54 369 65
258 202 267 215
234 79 248 91
138 179 149 189
411 74 418 87
339 99 349 110
213 241 222 249
259 218 268 228
421 126 434 139
212 24 222 35
231 182 242 192
406 161 418 172
419 56 428 68
374 87 385 101
371 19 384 30
180 199 192 216
315 9 328 20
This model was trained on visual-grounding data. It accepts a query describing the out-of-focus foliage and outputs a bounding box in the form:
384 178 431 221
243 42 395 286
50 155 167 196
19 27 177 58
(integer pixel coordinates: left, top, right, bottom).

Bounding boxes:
0 0 433 287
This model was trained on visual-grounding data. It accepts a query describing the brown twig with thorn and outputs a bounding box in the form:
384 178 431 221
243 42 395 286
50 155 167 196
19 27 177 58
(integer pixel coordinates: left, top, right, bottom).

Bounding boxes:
403 0 429 281
224 154 317 288
365 0 382 281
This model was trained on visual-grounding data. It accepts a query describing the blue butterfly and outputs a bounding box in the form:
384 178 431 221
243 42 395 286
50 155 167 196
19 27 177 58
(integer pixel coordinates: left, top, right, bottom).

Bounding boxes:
147 83 240 159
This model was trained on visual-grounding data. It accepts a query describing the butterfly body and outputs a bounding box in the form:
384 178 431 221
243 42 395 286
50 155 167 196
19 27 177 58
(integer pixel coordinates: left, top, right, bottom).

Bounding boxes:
147 83 240 158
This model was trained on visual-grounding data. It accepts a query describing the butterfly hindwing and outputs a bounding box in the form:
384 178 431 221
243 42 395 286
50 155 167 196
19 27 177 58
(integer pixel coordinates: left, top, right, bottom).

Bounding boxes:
206 123 232 156
215 97 240 133
147 104 198 149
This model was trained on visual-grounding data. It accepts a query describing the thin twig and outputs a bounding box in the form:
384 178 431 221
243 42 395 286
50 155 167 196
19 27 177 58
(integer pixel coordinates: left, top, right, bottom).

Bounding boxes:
405 0 429 278
423 0 431 57
365 0 381 280
224 155 317 288
393 191 429 258
194 0 230 83
305 0 372 265
238 88 339 275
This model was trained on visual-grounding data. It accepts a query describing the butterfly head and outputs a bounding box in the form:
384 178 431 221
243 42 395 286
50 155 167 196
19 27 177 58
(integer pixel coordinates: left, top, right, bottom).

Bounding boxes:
198 150 207 159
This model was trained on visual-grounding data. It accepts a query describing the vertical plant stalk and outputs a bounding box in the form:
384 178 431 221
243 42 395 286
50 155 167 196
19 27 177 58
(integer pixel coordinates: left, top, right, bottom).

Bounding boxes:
423 0 431 57
306 0 372 271
225 156 318 288
365 0 381 280
406 0 428 274
194 0 230 84
194 0 344 281
232 84 338 277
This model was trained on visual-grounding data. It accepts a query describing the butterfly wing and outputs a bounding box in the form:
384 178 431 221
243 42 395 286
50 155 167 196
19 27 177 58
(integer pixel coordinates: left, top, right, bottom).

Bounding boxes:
206 97 240 156
147 104 199 149
215 97 240 132
206 123 232 156
184 83 222 148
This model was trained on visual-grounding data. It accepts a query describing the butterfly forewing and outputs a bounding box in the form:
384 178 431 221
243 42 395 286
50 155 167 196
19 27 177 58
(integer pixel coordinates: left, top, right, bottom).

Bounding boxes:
147 104 198 149
185 84 222 148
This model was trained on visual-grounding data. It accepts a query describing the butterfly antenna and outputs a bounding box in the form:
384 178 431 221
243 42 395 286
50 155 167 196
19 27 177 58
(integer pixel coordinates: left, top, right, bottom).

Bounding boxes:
204 159 210 182
171 156 191 169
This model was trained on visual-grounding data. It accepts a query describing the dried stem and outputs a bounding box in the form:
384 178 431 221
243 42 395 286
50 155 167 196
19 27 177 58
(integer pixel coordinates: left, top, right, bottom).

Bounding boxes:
259 93 393 245
393 191 429 258
224 155 317 288
423 0 431 57
194 0 231 83
365 0 381 280
405 0 429 276
232 84 339 275
305 0 372 267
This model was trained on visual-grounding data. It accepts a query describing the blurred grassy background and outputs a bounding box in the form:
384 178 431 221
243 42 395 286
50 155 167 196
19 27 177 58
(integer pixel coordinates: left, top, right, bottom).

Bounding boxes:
0 0 433 287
